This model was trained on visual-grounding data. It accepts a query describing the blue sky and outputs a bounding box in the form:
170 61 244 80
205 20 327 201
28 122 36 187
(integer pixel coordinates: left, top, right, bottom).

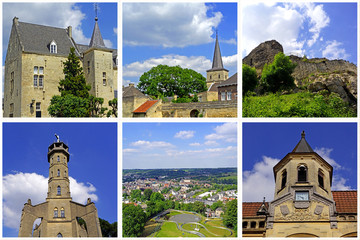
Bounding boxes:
242 2 357 65
2 2 117 65
123 122 237 169
243 123 357 202
123 2 237 86
3 123 117 237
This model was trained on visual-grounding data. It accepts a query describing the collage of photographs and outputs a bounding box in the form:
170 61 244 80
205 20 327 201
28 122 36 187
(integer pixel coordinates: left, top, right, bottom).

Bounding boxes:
0 0 358 239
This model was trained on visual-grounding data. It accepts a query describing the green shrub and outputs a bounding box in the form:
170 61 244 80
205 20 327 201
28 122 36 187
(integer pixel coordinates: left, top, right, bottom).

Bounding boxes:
242 64 258 95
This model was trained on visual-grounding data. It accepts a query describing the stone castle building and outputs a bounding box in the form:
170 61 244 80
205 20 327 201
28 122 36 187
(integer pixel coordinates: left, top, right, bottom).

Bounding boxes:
4 15 117 117
243 131 357 237
122 33 237 118
18 136 102 237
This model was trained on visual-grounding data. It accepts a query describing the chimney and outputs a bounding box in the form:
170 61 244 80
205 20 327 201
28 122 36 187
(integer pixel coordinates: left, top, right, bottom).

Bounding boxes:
67 26 72 38
13 17 19 25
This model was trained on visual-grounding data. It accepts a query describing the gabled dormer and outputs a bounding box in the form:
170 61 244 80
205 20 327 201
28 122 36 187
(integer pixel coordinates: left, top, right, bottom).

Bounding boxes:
49 40 57 53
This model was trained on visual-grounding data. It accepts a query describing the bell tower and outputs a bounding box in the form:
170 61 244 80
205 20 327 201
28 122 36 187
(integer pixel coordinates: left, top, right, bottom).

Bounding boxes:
47 134 71 200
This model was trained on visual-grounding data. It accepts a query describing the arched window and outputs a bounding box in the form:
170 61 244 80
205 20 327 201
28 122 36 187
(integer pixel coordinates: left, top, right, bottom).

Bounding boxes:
57 169 60 177
57 233 63 237
250 221 256 228
259 221 265 228
318 170 324 188
298 165 307 182
57 156 60 162
57 186 61 195
281 170 287 189
50 41 57 54
242 221 248 228
64 171 67 177
61 208 65 218
54 208 58 218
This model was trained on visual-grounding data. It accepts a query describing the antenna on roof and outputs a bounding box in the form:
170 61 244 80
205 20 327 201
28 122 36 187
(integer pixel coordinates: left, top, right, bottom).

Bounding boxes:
94 3 98 21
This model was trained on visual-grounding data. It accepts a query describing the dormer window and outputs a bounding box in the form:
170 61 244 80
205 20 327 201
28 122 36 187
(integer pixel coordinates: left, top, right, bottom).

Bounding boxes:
50 40 57 53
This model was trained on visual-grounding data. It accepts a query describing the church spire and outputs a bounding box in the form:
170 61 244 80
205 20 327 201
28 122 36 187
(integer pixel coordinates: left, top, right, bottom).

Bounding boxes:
291 131 314 153
209 31 227 71
89 3 106 48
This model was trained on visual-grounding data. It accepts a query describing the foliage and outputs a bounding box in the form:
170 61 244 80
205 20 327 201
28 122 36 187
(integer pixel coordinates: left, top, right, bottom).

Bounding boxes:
138 65 207 98
242 64 258 95
106 98 118 117
122 204 147 237
130 189 142 202
223 200 237 230
243 91 356 117
143 189 153 201
99 218 117 237
48 47 107 117
260 52 297 93
210 201 224 211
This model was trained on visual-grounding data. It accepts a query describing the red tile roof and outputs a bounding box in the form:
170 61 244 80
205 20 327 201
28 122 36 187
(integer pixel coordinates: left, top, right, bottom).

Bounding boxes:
243 202 269 217
243 191 357 217
133 100 158 113
332 190 357 213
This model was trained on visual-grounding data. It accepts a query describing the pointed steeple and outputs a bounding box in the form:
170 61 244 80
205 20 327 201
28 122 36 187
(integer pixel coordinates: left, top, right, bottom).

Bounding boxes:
292 131 314 153
89 7 106 48
209 31 227 71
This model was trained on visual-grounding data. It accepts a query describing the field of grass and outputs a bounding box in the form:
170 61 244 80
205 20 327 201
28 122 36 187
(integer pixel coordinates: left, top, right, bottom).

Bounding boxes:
218 175 237 181
243 91 356 117
182 223 233 237
205 219 223 227
141 221 158 237
154 222 198 237
167 211 183 217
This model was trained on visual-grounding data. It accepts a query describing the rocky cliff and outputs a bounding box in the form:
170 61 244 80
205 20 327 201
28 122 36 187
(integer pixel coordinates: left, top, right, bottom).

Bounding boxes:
243 40 357 104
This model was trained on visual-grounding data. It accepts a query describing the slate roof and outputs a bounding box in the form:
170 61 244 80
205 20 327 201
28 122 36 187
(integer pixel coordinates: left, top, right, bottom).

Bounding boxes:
133 100 159 113
292 131 314 153
207 33 228 72
123 85 147 98
218 73 238 87
16 21 77 56
208 82 220 92
243 191 357 217
332 190 357 213
89 18 106 48
243 202 269 217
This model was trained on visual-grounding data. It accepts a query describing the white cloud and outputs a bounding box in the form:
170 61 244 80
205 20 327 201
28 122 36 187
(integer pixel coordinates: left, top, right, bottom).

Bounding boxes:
130 140 174 148
103 39 113 49
174 130 195 139
3 172 98 230
113 27 117 34
332 175 351 190
123 54 237 79
205 122 237 143
189 142 201 147
322 40 350 60
204 140 218 146
123 3 222 47
243 156 279 202
315 147 342 170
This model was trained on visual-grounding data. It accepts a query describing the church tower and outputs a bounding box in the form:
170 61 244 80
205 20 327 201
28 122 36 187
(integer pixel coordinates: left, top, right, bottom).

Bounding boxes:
18 135 102 237
266 131 338 237
206 32 229 88
83 9 116 110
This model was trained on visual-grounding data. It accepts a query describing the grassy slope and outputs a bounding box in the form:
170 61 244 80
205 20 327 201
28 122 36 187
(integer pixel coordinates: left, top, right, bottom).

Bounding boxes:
155 222 198 237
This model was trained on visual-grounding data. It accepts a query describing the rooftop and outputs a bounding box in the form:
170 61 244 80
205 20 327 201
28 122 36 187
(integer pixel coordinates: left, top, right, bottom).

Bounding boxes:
133 100 159 113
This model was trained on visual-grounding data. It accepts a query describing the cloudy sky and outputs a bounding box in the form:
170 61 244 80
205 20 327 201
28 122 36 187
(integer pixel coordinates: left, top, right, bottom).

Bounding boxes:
3 123 117 237
242 2 357 64
123 122 237 169
243 123 357 202
2 2 117 65
123 2 237 86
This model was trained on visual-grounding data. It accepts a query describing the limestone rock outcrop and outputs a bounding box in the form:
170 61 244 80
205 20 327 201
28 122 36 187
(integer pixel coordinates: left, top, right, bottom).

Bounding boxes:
243 40 357 104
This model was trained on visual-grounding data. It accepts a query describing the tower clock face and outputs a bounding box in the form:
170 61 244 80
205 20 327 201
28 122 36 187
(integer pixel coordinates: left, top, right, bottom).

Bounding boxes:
295 191 309 201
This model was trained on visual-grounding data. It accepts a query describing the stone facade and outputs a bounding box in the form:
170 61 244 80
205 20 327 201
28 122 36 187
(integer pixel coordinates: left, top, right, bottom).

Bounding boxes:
4 17 117 118
18 139 102 237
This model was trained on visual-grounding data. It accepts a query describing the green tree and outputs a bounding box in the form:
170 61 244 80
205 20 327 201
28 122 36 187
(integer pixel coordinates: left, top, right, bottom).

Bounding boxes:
223 200 237 230
48 47 107 117
130 189 142 202
193 201 206 214
106 98 118 117
260 52 296 93
137 65 207 98
242 64 258 95
99 218 117 237
123 204 147 237
143 189 153 201
150 192 165 203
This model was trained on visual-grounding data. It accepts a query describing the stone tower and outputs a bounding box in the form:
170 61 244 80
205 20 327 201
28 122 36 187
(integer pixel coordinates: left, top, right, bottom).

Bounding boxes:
83 14 116 110
206 32 229 88
18 136 102 237
266 131 339 237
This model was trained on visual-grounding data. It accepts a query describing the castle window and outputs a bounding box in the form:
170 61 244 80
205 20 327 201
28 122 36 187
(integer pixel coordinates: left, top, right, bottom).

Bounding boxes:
36 103 41 118
298 165 307 182
57 233 63 237
33 66 44 88
54 208 58 218
221 92 225 101
57 186 61 195
281 170 287 189
227 92 232 100
61 208 65 218
250 221 256 228
218 74 220 79
50 41 57 53
318 170 324 188
259 221 265 228
103 72 107 86
87 61 90 74
57 156 60 162
10 103 14 114
210 75 212 80
57 169 60 177
34 66 38 74
39 75 43 87
243 221 248 228
34 75 38 87
10 71 14 95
